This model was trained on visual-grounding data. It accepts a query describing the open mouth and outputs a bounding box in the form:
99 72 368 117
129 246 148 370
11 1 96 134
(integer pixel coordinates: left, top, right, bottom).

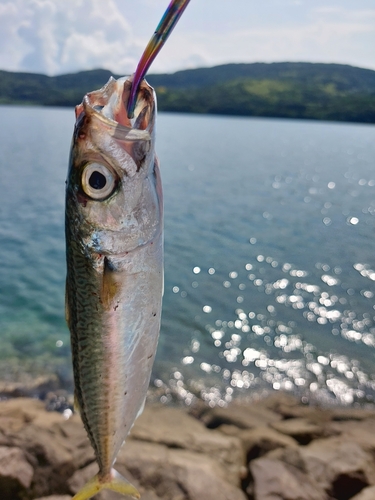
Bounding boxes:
78 77 155 133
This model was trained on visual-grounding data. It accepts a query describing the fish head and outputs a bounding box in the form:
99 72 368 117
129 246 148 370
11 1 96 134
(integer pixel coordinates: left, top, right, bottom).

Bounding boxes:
66 77 162 257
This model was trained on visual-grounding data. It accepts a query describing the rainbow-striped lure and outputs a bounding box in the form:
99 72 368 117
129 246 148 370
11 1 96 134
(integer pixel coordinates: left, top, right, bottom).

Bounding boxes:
127 0 191 118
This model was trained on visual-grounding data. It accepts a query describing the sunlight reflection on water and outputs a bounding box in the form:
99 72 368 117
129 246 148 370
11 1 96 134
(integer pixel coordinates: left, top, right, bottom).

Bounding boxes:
1 107 375 407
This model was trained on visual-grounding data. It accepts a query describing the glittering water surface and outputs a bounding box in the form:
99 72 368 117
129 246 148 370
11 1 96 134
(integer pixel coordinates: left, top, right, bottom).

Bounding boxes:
1 105 375 407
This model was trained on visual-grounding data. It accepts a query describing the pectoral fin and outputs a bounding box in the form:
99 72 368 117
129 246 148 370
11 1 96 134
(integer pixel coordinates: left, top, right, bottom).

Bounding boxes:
72 468 140 500
101 257 121 310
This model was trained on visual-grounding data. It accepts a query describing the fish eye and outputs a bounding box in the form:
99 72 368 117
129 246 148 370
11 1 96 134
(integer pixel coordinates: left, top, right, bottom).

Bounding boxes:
81 163 117 200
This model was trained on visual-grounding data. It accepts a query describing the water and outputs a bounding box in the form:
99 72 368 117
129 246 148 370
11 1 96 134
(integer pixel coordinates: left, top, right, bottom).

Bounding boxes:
1 105 375 407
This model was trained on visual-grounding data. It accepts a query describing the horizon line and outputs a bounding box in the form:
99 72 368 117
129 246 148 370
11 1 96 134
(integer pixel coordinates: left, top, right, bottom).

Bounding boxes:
1 60 375 78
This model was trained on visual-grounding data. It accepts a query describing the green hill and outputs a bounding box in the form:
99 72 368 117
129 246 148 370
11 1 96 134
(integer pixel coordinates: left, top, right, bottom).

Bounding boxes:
0 62 374 123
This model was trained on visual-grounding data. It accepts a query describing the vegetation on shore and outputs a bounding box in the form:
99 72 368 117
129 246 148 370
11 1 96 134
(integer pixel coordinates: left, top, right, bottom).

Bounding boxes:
1 62 374 123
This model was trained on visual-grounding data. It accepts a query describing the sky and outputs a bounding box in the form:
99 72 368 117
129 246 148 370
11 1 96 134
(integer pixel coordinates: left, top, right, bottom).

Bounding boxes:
0 0 374 76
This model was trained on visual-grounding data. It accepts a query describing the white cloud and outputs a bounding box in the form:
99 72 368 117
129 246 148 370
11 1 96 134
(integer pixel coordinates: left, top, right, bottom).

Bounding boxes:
0 0 142 75
154 5 375 72
0 0 373 75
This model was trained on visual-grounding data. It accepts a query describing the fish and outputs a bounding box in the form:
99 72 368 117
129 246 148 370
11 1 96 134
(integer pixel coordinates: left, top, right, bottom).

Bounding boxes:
65 76 163 500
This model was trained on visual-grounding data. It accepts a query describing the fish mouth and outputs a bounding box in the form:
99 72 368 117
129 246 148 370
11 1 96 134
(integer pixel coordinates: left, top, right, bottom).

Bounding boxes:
75 76 156 143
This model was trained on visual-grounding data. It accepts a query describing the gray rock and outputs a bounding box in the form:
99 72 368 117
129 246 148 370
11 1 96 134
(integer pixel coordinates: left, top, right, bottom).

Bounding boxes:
56 414 95 469
351 486 375 500
329 407 375 422
0 399 83 497
300 437 375 497
200 402 281 430
326 418 375 452
238 426 298 460
0 397 47 422
250 456 328 500
68 460 97 495
270 418 323 444
0 446 34 499
117 438 247 500
0 375 61 399
131 405 245 485
35 496 72 500
259 393 333 424
2 395 375 500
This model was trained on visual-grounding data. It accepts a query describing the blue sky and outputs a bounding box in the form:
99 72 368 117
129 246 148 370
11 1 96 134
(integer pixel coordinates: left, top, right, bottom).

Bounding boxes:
0 0 374 75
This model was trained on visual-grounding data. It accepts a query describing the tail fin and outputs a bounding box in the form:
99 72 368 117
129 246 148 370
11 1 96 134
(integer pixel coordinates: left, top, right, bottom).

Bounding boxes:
72 468 140 500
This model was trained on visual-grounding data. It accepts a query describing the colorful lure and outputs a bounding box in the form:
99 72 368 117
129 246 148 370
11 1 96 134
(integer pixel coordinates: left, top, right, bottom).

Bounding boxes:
127 0 191 118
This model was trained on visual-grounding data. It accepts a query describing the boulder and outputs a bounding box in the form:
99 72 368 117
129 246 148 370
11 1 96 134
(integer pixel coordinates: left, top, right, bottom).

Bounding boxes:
131 405 245 485
0 399 87 498
55 414 94 469
116 438 247 500
35 497 72 500
250 456 328 500
199 402 281 430
300 437 375 498
326 418 375 452
351 486 375 500
1 395 375 500
238 425 298 461
329 408 375 422
270 418 323 444
0 375 61 400
0 446 34 499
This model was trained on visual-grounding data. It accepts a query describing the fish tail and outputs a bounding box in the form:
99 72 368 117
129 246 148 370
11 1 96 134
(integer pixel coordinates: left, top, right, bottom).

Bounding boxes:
72 468 140 500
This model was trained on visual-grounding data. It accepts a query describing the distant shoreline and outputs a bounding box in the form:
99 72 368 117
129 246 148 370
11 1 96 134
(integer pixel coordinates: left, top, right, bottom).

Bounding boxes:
1 62 374 124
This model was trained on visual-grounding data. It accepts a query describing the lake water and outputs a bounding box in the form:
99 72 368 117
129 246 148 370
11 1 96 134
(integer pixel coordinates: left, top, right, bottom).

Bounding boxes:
1 105 375 407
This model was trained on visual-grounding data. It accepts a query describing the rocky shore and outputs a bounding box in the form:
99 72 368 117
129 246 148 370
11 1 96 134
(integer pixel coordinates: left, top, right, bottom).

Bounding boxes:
1 393 375 500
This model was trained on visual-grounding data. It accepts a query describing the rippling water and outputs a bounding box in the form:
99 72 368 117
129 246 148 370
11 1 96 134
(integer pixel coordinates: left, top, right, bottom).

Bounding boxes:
1 105 375 407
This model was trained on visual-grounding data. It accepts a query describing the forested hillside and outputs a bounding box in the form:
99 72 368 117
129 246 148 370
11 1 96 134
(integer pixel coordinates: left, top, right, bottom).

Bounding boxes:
1 62 374 123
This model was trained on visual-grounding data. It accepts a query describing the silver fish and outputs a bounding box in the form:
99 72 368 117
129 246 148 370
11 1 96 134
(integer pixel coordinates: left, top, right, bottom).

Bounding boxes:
65 76 163 500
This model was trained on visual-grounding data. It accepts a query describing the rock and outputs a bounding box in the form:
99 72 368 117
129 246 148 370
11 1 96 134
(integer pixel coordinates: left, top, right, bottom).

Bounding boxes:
0 375 61 400
131 405 245 485
0 397 63 430
68 461 101 498
116 439 247 500
200 402 281 430
270 418 323 445
351 486 375 500
0 446 34 499
326 418 375 452
54 414 94 469
0 397 45 416
0 429 12 447
300 438 375 498
0 398 44 434
259 393 334 424
216 423 242 437
250 456 328 500
0 398 85 498
2 395 375 500
257 441 374 499
35 496 72 500
238 426 298 461
330 408 375 422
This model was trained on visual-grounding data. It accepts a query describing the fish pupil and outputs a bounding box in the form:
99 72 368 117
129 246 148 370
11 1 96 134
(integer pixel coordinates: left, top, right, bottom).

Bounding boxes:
89 171 106 190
